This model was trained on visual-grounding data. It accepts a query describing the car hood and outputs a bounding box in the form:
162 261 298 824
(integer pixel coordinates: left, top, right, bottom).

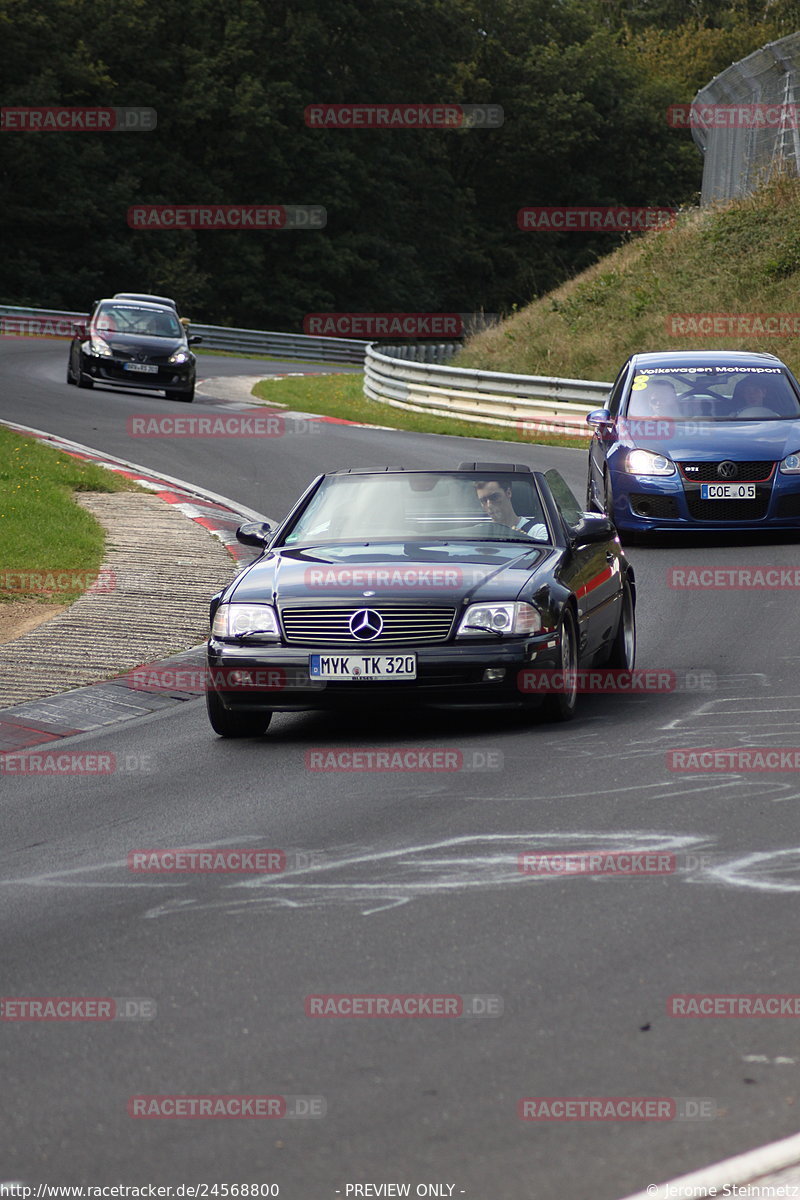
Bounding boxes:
90 331 189 356
623 418 800 461
229 542 551 605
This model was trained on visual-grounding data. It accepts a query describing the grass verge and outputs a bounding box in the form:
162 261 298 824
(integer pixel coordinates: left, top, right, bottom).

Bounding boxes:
458 175 800 380
0 425 140 604
251 374 590 450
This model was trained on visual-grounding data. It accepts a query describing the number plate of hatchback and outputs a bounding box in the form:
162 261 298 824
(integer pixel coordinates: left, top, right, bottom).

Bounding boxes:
309 654 417 680
700 483 756 500
123 362 159 373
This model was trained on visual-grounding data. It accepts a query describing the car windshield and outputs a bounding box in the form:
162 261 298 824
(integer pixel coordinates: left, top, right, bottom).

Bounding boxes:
281 472 551 546
93 304 182 338
625 366 800 421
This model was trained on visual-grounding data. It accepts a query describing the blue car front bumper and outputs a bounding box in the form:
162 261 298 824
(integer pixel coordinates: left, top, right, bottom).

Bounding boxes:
610 464 800 532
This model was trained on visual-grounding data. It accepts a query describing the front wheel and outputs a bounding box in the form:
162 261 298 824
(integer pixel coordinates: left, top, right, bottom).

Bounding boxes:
206 688 272 738
603 578 636 669
586 465 603 512
540 607 579 722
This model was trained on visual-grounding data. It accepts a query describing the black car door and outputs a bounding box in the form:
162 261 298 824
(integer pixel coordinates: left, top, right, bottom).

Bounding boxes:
545 470 623 661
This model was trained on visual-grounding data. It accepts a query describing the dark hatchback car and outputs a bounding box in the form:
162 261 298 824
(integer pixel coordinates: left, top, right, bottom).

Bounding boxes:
67 298 201 402
206 463 636 737
586 350 800 537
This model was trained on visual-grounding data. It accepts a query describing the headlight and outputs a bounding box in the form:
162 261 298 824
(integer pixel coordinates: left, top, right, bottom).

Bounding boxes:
168 348 190 364
90 335 112 357
779 452 800 475
457 601 541 638
626 449 676 476
211 603 280 641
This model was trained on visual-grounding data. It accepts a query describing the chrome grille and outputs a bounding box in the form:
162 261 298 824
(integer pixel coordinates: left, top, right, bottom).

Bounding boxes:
280 604 456 645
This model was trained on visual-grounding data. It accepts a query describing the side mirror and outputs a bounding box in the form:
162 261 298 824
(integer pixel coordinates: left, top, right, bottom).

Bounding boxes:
586 408 612 427
570 513 614 544
236 521 272 547
188 335 203 345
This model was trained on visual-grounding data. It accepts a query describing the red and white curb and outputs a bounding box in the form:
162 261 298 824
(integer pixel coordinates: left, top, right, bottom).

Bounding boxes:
197 372 398 431
1 419 272 563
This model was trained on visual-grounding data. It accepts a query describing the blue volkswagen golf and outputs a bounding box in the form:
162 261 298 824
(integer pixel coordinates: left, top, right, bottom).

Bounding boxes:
586 350 800 537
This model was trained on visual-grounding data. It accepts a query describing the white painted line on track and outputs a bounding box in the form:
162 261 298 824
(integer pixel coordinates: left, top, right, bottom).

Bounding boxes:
620 1126 800 1199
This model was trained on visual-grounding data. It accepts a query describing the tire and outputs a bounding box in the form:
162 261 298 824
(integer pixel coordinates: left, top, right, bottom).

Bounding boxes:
603 470 615 520
602 578 636 669
166 387 194 403
206 687 272 738
586 466 603 512
66 360 76 385
541 606 579 722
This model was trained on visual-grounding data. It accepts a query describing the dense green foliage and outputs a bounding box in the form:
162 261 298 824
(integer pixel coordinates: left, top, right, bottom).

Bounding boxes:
2 0 799 327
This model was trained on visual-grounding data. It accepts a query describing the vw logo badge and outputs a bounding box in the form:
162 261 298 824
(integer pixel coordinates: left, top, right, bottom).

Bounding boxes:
717 461 738 479
349 608 383 641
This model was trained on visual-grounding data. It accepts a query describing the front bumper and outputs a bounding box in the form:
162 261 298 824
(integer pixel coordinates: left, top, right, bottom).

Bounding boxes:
207 636 562 711
80 351 194 391
611 466 800 532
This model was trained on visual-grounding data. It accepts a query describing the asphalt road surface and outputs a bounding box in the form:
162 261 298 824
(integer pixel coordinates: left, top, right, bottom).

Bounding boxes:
2 338 800 1199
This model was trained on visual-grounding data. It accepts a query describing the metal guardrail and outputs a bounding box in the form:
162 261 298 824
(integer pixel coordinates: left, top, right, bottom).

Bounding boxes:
364 344 611 436
0 305 611 433
0 305 369 364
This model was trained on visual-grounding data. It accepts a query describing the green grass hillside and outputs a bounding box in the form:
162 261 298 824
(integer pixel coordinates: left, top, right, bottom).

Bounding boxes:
457 175 800 383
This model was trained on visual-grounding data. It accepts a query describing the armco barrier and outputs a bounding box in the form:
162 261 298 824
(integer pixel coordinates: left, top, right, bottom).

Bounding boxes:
0 305 369 364
1 304 612 431
364 344 611 435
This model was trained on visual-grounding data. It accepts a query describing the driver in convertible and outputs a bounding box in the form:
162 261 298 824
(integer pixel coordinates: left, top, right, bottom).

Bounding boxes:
474 480 548 539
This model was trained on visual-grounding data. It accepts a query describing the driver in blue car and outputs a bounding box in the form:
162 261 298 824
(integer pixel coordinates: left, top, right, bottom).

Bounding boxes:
474 479 548 539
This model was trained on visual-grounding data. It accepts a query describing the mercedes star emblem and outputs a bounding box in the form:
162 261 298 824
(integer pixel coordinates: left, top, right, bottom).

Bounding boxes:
349 608 383 641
